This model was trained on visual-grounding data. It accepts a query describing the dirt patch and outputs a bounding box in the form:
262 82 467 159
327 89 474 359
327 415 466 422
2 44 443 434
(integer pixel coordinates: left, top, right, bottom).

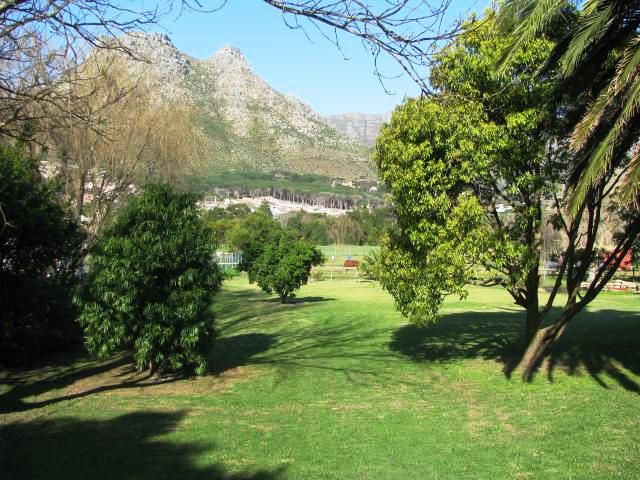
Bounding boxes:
65 363 257 399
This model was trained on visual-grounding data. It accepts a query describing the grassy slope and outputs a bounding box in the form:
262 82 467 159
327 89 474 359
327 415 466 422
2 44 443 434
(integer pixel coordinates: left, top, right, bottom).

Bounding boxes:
1 279 639 479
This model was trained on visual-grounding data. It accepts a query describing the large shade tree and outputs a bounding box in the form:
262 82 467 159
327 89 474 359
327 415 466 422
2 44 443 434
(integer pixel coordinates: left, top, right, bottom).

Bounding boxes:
374 13 640 378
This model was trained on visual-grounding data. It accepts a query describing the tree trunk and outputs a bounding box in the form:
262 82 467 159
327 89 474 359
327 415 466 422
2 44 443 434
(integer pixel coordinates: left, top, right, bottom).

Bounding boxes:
517 310 572 380
525 308 540 345
525 265 540 344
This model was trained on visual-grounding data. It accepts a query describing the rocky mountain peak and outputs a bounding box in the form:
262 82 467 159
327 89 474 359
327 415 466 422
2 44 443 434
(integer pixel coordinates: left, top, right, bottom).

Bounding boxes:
107 35 374 180
215 44 245 59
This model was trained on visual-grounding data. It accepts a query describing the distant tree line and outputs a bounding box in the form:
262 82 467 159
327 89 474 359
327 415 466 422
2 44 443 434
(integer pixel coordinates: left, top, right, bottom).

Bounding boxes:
205 203 393 248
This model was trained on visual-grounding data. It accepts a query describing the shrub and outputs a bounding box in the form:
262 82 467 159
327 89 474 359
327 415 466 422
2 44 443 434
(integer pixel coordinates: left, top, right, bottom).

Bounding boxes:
251 236 324 302
223 268 240 279
76 184 222 375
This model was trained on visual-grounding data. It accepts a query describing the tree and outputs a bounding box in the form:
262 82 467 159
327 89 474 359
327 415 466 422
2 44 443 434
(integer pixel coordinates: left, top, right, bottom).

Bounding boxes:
76 184 222 375
49 51 206 235
374 13 640 378
498 0 640 209
0 142 84 364
0 1 170 140
227 203 283 272
251 234 324 302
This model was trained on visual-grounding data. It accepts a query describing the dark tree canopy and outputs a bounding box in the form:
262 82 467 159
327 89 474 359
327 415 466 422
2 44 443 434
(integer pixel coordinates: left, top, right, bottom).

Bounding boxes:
76 184 222 375
0 143 84 364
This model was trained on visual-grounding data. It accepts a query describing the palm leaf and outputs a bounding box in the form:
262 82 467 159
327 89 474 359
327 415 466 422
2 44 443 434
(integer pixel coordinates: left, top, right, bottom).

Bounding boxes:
570 75 640 212
559 0 616 76
571 35 640 149
496 0 568 72
621 145 640 204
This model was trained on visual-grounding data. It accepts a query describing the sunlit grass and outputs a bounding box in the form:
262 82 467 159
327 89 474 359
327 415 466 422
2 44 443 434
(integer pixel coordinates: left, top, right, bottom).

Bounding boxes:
1 278 639 479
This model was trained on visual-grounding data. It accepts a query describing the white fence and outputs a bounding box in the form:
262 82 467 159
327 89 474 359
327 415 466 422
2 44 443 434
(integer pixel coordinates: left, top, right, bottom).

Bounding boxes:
215 251 242 270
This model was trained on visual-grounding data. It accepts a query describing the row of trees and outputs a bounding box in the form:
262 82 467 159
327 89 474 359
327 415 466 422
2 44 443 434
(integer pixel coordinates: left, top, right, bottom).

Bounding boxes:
205 203 393 247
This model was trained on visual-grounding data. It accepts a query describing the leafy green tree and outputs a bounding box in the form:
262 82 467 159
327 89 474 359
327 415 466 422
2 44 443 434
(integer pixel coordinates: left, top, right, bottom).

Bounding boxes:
284 211 332 245
374 13 640 377
227 204 282 271
76 184 222 375
498 0 640 209
0 144 85 364
251 235 324 303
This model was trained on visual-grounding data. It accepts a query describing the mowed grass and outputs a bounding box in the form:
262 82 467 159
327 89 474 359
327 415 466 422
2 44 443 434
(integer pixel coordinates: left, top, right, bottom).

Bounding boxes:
1 278 639 480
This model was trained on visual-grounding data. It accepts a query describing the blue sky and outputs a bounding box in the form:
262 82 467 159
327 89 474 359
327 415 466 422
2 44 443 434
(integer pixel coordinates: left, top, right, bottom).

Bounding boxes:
158 1 488 115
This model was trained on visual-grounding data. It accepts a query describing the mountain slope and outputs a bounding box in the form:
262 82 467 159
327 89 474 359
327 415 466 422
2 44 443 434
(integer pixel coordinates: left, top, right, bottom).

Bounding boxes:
325 112 391 147
120 33 374 182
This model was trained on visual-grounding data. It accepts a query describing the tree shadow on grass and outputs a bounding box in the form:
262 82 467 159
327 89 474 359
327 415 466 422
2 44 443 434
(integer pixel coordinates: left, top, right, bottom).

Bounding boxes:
0 354 187 414
263 296 337 304
209 333 278 375
0 411 286 480
389 309 640 393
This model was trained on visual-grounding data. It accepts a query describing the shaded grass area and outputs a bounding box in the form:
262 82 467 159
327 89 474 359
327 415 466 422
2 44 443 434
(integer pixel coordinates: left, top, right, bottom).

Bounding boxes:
1 279 640 479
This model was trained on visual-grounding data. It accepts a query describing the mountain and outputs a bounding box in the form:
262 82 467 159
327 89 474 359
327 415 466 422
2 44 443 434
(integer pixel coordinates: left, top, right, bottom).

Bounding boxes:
325 112 391 147
118 33 375 185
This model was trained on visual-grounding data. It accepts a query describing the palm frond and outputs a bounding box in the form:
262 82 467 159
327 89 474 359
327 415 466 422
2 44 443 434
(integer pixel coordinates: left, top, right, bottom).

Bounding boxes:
560 0 616 77
613 35 640 92
570 75 640 212
620 144 640 204
571 83 614 150
571 36 640 149
496 0 568 72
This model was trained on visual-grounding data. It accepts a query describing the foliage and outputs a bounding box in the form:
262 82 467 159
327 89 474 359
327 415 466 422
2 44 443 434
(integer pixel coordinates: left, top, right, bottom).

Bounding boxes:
203 203 252 245
0 143 85 364
227 203 283 272
373 12 640 376
76 184 222 375
223 268 241 279
251 235 324 302
360 249 382 281
499 0 640 209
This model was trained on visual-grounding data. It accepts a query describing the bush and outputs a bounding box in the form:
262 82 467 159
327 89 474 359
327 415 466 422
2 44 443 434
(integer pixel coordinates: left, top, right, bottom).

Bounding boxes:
251 236 324 302
0 144 85 365
76 184 222 375
311 270 324 282
223 268 240 279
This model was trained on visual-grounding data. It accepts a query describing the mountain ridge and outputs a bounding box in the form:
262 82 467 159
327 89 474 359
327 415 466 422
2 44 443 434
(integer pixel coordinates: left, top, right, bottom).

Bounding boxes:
118 32 377 183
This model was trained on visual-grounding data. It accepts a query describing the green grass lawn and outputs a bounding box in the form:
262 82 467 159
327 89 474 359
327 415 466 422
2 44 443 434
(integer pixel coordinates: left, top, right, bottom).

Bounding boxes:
1 279 639 479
